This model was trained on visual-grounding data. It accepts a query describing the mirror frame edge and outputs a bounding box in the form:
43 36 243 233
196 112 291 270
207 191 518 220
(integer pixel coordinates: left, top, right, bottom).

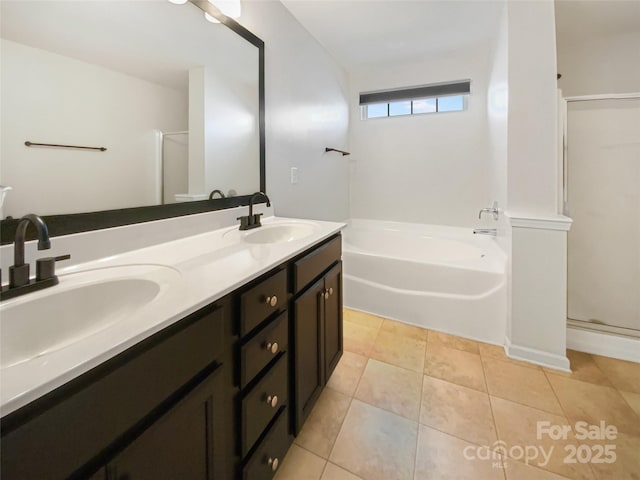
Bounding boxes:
0 1 266 245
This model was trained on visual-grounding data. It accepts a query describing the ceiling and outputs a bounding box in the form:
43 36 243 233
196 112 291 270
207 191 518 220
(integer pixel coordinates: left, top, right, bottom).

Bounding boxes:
282 0 640 72
555 0 640 45
280 0 505 71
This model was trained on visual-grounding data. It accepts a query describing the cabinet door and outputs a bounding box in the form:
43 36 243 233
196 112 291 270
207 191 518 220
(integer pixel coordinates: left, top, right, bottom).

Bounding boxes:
323 262 343 382
293 277 324 433
108 365 226 480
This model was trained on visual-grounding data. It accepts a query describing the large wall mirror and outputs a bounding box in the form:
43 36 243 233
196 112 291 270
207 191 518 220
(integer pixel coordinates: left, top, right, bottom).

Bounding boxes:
0 0 265 242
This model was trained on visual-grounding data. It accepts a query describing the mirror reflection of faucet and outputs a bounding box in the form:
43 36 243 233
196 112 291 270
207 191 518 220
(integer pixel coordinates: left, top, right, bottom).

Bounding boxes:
0 185 12 219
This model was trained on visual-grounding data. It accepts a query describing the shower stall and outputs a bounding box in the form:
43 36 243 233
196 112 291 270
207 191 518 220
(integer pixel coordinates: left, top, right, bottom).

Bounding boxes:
564 94 640 339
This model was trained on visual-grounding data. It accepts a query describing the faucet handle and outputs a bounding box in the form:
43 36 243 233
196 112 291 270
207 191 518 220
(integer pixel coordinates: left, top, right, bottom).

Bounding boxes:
36 254 71 281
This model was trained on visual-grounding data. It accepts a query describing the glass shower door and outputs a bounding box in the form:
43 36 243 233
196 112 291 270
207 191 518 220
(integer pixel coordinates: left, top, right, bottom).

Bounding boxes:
566 97 640 336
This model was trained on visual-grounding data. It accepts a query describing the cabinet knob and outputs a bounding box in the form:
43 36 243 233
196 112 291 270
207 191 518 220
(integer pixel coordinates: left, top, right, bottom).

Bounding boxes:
265 341 279 354
268 457 279 472
323 290 329 300
329 287 334 296
266 394 279 408
265 295 278 307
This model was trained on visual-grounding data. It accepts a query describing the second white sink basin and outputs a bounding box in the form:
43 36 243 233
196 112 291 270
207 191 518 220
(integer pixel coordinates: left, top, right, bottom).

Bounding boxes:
0 264 180 369
243 223 318 244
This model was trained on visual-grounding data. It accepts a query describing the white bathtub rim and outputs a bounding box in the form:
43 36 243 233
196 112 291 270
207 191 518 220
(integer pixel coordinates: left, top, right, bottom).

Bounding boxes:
344 219 507 270
344 273 505 301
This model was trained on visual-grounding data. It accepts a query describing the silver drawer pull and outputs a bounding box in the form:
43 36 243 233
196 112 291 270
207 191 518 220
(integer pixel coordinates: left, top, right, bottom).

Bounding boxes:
267 457 279 472
265 341 279 354
265 295 278 307
266 394 279 408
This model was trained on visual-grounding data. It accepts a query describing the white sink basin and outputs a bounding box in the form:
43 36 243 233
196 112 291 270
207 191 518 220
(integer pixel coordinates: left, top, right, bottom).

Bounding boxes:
243 223 318 244
0 264 180 369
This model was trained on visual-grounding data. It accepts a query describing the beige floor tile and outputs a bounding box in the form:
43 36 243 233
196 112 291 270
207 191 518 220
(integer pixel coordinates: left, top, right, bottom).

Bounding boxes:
591 355 640 394
274 444 326 480
414 424 504 480
295 387 352 458
420 375 497 446
544 350 612 387
343 309 384 330
380 318 428 341
343 321 378 357
586 431 640 480
354 359 422 421
483 357 563 415
478 342 542 369
504 460 571 479
329 399 418 480
326 351 367 396
424 343 486 392
320 463 363 480
619 390 640 417
491 396 596 480
546 374 640 437
428 331 480 354
369 330 426 372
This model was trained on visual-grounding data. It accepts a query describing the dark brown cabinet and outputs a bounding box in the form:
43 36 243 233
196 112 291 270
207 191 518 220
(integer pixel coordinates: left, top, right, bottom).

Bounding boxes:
107 365 226 480
292 237 343 435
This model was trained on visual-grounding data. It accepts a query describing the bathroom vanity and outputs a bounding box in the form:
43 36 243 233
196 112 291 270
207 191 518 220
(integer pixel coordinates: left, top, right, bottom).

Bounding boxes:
0 216 344 480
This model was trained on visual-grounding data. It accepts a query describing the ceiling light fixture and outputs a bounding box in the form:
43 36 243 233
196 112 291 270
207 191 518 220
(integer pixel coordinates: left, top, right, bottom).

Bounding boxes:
167 0 189 4
204 0 241 23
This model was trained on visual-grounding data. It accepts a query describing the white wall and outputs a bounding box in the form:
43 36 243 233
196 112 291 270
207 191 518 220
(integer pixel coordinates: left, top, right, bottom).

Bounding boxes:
348 44 494 227
0 39 187 217
506 0 559 216
557 31 640 97
238 2 350 222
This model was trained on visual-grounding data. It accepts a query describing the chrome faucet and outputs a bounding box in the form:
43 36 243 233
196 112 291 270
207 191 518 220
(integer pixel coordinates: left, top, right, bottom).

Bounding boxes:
1 214 70 301
478 201 499 221
208 189 226 200
237 192 271 230
473 228 497 236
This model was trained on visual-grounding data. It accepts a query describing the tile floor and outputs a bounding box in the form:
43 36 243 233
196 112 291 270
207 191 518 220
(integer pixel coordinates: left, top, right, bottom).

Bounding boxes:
274 309 640 480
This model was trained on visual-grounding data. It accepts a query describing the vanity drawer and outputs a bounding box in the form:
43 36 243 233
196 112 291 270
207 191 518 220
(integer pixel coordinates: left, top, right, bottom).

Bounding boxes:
241 353 288 456
242 408 291 480
240 311 288 387
240 268 287 335
292 234 341 293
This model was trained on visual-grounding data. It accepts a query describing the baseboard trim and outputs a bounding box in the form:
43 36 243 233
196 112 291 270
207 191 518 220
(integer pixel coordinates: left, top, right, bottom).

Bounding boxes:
567 326 640 363
505 337 570 371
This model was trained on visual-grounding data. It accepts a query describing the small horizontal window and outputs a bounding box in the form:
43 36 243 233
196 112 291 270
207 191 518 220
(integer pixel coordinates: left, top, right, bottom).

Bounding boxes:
361 95 466 119
359 80 470 120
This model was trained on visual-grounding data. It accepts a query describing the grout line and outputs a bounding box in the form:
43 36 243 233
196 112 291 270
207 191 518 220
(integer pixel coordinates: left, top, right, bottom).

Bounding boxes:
480 349 508 480
542 365 600 480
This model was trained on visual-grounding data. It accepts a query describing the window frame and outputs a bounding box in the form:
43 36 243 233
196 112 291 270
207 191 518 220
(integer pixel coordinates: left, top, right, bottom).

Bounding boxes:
360 94 468 120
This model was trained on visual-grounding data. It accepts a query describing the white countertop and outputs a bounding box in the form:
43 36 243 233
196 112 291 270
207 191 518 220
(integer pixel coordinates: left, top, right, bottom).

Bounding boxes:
0 215 345 416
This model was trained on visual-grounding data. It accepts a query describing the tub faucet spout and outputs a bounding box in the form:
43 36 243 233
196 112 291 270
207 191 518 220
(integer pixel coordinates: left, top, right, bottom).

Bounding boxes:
473 228 497 236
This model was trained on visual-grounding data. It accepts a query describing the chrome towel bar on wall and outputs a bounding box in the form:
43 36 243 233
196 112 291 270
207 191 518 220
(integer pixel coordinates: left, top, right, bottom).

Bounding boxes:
325 147 350 156
25 141 107 152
